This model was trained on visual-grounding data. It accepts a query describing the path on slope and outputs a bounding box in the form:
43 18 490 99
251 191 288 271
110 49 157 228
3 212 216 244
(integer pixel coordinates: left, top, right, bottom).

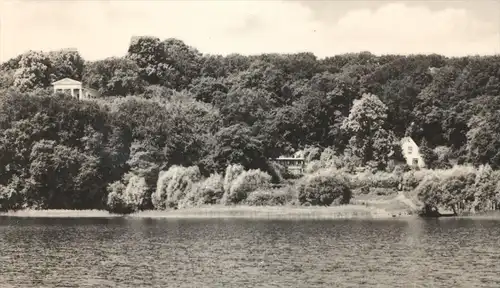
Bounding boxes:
395 191 419 211
353 191 420 216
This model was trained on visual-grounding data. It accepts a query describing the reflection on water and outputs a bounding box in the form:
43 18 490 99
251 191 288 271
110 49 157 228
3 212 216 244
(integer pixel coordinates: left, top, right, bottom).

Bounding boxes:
1 217 499 287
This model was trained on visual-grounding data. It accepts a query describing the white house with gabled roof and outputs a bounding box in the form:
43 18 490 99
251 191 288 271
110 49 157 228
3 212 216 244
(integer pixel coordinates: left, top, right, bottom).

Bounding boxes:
52 78 100 100
400 136 426 169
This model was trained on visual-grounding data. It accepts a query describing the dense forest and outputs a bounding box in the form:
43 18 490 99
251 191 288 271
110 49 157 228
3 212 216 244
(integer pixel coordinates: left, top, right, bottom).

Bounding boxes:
0 36 499 214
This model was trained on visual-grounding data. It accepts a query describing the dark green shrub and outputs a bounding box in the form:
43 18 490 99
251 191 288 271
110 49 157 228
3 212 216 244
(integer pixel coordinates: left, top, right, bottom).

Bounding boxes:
245 189 288 206
152 165 202 209
180 173 224 208
296 169 352 206
245 185 297 206
222 169 272 204
223 164 244 193
106 174 148 214
0 183 23 212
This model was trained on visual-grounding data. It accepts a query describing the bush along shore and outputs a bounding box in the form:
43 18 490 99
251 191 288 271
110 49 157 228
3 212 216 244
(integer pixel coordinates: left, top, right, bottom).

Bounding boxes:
2 158 499 218
1 37 500 217
107 162 500 218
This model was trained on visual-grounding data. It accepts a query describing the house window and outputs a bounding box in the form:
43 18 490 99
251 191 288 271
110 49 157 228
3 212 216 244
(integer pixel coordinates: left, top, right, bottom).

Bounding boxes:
408 146 413 154
412 158 419 166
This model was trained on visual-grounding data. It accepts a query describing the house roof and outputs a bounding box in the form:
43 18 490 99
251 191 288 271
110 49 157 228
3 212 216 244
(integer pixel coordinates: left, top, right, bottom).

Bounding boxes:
401 136 415 143
51 78 82 85
276 156 304 161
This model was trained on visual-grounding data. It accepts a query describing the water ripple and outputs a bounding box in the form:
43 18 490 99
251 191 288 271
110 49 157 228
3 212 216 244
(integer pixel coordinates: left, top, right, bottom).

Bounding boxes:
0 217 499 287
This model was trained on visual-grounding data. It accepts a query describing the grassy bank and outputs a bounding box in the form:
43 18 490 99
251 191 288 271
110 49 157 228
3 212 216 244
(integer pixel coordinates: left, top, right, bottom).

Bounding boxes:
0 209 119 218
0 202 414 220
128 205 413 220
0 188 419 219
3 207 500 220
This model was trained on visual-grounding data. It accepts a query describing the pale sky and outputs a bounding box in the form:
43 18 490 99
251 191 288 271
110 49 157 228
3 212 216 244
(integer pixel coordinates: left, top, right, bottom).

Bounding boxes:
0 0 499 62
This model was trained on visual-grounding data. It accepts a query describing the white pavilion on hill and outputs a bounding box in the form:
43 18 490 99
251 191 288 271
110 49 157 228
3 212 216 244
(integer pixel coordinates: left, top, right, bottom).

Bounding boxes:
52 78 100 100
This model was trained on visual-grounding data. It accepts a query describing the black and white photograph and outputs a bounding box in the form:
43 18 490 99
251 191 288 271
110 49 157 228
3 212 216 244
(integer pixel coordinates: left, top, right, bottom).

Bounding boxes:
0 0 499 287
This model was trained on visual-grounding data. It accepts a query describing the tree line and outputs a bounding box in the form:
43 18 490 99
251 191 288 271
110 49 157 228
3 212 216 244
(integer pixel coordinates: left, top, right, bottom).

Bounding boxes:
0 36 499 213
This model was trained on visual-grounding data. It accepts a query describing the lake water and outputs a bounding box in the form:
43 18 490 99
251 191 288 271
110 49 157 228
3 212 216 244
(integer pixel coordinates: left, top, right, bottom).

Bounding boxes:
0 216 499 288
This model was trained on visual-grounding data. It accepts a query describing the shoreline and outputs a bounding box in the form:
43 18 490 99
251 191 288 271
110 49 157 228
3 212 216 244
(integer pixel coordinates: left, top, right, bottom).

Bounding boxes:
0 205 416 220
1 206 499 220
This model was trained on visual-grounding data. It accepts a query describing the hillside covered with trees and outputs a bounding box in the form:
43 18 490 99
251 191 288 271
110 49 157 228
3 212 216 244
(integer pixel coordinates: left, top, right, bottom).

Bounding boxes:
0 36 499 215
